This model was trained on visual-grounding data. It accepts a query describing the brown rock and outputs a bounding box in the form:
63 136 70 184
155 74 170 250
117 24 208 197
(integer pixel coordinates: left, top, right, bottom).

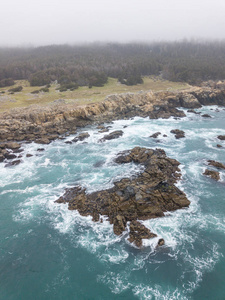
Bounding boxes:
72 132 90 142
5 142 21 149
157 238 165 246
203 169 220 181
55 147 190 248
218 135 225 140
99 130 123 142
208 160 225 169
35 138 50 144
170 129 185 139
150 132 161 138
202 114 212 118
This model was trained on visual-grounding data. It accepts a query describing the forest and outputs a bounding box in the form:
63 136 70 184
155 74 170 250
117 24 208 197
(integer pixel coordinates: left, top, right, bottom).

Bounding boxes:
0 41 225 90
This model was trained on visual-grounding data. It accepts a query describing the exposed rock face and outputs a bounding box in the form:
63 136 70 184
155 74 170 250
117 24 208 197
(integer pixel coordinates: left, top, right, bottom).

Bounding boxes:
148 106 186 119
208 160 225 170
99 130 123 142
55 147 190 247
203 169 220 181
170 129 185 139
72 132 90 142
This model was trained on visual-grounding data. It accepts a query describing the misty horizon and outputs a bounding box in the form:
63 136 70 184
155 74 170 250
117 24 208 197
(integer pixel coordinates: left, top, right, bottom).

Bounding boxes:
1 0 225 47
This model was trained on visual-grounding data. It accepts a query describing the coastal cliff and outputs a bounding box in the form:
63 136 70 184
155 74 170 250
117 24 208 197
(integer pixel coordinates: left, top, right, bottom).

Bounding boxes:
0 82 225 145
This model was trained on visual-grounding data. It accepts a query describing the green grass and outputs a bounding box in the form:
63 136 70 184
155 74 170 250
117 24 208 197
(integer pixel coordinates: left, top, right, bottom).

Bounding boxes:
0 77 191 112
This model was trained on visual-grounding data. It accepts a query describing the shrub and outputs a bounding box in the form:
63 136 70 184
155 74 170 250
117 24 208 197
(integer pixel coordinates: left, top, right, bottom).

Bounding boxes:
8 86 23 93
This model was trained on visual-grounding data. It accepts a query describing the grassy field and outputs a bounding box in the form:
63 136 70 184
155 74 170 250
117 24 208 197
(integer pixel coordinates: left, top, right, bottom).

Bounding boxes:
0 77 191 112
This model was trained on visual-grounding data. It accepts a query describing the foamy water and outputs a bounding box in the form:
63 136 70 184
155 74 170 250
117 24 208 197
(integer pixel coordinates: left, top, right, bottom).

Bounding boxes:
0 106 225 299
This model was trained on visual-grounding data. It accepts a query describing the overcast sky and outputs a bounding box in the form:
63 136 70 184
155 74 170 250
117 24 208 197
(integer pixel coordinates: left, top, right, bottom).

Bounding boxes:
1 0 225 46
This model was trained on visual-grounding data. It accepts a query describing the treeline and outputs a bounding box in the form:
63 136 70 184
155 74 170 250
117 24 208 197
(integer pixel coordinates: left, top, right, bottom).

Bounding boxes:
0 41 225 88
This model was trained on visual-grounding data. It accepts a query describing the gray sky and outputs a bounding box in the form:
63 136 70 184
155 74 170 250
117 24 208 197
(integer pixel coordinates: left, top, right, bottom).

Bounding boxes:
1 0 225 46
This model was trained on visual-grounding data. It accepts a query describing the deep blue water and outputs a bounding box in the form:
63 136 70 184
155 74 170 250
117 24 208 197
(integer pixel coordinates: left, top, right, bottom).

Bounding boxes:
0 106 225 300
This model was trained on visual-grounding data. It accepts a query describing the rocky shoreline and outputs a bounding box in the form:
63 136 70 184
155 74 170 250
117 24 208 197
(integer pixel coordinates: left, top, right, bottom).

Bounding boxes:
0 82 225 146
1 81 225 247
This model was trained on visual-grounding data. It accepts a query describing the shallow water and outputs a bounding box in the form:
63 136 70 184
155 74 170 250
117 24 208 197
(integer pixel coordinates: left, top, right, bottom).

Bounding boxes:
0 106 225 299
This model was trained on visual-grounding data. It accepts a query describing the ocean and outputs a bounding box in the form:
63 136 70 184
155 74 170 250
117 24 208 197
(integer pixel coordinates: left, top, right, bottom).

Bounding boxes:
0 106 225 300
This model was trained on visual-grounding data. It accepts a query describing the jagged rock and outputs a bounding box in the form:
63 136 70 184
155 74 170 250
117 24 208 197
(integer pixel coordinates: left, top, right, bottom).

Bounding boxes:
128 221 157 248
149 106 186 119
202 114 212 118
4 153 17 160
99 130 123 142
150 132 161 138
203 169 220 181
170 129 185 139
218 135 225 140
37 148 45 151
5 159 21 167
208 160 225 169
55 147 190 248
72 132 90 142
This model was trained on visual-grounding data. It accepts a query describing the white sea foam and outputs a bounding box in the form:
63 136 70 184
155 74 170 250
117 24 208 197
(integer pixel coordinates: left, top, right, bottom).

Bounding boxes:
133 284 188 300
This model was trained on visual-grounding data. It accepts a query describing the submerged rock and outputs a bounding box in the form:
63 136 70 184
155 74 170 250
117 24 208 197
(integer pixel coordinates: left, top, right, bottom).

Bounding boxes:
55 147 190 248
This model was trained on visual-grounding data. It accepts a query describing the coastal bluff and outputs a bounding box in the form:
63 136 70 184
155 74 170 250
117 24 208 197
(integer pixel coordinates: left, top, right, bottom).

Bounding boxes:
0 82 225 145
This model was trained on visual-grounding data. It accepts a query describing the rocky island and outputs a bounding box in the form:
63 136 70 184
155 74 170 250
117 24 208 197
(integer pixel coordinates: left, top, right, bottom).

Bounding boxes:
55 147 190 247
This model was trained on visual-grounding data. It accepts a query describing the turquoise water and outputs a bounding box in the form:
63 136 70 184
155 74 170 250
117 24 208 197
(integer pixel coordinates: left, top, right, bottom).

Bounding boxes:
0 106 225 300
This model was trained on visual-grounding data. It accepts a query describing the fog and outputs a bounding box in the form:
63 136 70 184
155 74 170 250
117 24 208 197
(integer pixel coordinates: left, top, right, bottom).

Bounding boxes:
1 0 225 46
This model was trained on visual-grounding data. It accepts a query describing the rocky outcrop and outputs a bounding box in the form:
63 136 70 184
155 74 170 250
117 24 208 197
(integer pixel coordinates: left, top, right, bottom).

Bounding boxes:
99 130 123 142
170 129 185 139
208 160 225 170
72 132 90 143
203 169 220 181
218 135 225 141
55 147 190 247
202 114 211 118
150 132 161 138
